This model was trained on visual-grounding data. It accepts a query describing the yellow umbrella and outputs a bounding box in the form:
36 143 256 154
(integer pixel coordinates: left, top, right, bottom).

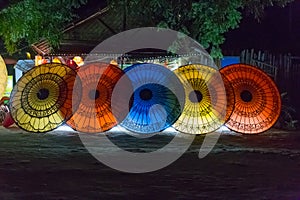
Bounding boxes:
0 55 8 100
173 64 228 134
9 63 77 132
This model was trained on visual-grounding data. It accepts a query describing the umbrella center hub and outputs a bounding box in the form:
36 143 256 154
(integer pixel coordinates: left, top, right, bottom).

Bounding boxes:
89 89 100 100
240 90 253 102
189 90 203 103
139 88 153 101
37 88 49 100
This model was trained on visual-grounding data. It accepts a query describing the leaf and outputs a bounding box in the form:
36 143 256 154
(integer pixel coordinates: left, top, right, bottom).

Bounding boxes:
0 0 87 54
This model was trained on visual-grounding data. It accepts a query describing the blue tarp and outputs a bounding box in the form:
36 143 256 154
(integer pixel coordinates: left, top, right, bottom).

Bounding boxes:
221 56 240 68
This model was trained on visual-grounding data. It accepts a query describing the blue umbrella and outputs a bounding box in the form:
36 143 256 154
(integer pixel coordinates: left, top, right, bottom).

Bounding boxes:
119 63 185 134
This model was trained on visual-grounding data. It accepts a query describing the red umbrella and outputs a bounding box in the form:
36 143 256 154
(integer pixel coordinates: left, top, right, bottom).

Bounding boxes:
67 62 126 133
220 63 281 134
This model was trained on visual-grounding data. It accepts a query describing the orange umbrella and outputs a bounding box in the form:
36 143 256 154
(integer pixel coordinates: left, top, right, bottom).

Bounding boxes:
9 63 77 132
67 62 125 133
220 63 281 134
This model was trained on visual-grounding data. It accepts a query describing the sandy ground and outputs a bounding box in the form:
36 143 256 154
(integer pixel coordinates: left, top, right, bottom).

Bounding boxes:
0 127 300 200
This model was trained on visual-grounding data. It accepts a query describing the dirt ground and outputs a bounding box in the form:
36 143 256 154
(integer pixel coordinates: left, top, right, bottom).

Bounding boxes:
0 127 300 200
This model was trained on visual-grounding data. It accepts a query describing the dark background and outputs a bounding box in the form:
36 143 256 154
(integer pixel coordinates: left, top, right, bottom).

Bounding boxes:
222 1 300 56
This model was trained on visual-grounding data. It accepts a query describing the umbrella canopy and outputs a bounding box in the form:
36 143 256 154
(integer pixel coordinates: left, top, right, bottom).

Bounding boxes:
0 55 8 100
172 64 228 134
118 63 185 134
67 62 125 133
9 63 77 132
220 63 281 134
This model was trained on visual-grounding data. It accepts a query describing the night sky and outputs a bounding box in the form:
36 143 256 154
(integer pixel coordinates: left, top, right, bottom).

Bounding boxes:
222 1 300 55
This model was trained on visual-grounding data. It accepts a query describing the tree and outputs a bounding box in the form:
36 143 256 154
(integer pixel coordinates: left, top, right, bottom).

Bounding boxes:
108 0 294 58
0 0 294 57
0 0 87 55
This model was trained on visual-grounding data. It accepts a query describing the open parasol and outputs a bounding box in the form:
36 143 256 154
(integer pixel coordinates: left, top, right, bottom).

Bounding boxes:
0 55 8 100
117 63 185 134
67 62 125 133
220 63 281 134
172 64 228 134
9 63 77 132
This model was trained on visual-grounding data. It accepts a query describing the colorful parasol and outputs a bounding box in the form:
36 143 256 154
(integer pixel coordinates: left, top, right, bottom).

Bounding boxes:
172 64 228 134
118 63 185 134
66 62 125 133
9 63 77 132
0 55 8 100
220 63 281 134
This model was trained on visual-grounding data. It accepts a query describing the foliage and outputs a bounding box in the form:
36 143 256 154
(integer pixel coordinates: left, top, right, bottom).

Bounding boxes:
0 0 294 56
0 0 87 54
108 0 294 58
